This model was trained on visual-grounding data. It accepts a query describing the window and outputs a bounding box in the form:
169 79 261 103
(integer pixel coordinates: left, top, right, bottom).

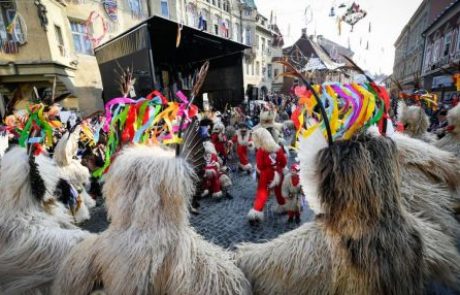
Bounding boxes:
198 10 208 31
274 69 279 78
256 61 260 76
261 38 266 52
212 0 216 5
187 3 197 27
432 39 440 62
246 61 249 75
0 5 25 46
234 23 239 42
251 62 254 75
128 0 142 17
54 25 65 56
160 0 169 18
217 0 221 8
70 20 93 55
444 33 452 56
267 64 272 78
245 27 251 45
424 44 431 67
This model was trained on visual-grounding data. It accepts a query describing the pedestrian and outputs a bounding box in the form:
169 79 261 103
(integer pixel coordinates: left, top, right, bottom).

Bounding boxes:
232 123 254 173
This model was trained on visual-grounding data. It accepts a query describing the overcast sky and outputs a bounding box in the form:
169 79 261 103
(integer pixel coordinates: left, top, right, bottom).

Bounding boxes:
257 0 423 75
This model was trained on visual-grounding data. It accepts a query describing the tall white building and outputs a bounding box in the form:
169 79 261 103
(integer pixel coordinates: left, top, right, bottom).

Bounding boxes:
178 0 283 99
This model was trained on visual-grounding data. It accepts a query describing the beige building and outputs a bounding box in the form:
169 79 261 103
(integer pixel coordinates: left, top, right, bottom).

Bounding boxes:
179 0 283 99
0 0 176 116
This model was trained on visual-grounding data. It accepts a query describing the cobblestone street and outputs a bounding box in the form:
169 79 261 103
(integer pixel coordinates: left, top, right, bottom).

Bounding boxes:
81 152 314 249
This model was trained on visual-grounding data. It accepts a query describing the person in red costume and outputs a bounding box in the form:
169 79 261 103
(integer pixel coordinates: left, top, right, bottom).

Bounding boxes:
210 122 229 162
232 123 254 174
282 163 303 224
202 141 223 198
247 128 287 225
202 141 233 199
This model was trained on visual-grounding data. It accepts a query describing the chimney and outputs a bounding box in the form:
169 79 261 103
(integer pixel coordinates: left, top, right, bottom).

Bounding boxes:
301 28 307 38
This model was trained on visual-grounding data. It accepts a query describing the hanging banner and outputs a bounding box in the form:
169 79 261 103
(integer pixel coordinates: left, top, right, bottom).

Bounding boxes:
102 0 118 22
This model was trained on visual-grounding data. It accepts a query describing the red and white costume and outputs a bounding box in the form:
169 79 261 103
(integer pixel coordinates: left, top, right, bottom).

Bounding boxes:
211 123 229 159
202 141 232 198
248 128 287 222
232 128 254 171
282 164 303 222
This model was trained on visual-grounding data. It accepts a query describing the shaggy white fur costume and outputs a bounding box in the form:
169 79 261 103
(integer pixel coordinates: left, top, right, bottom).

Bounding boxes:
54 127 95 223
392 132 460 238
397 102 435 143
237 129 460 294
0 147 90 294
435 104 460 157
52 145 251 295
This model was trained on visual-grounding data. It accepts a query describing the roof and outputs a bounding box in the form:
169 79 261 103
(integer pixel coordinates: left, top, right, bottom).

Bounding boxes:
283 34 343 71
422 0 460 35
241 0 257 9
304 41 344 71
316 36 354 61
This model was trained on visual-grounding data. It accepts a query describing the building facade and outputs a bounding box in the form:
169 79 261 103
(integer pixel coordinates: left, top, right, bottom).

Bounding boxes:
0 0 176 116
422 0 460 99
179 0 283 100
392 0 452 92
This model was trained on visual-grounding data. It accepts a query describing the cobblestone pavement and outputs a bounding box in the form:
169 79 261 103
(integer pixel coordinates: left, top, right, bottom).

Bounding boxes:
189 164 314 249
81 151 314 250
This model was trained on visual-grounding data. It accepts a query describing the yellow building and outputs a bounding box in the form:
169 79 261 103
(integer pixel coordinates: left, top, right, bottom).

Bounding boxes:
0 0 175 116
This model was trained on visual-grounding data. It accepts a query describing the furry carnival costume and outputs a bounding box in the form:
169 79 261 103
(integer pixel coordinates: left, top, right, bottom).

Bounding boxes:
237 130 460 294
397 102 435 142
392 131 460 234
247 128 287 223
54 125 96 223
281 163 302 224
435 103 460 156
202 141 232 198
253 103 285 145
0 147 90 294
232 123 254 172
52 145 251 295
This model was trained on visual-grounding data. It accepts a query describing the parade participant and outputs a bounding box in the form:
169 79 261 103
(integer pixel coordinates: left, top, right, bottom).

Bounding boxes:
435 103 460 157
52 144 251 295
54 125 96 223
232 122 254 173
237 129 460 294
253 103 285 145
397 101 435 142
247 128 287 225
211 122 230 162
202 141 232 199
282 163 302 224
0 146 91 294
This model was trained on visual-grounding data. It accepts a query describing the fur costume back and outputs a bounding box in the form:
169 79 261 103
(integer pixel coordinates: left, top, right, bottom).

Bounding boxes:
52 145 251 295
397 102 434 142
435 104 460 156
237 132 460 294
0 147 90 294
391 132 460 238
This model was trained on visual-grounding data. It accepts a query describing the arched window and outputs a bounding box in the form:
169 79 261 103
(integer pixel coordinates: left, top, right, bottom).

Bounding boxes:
186 3 198 27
